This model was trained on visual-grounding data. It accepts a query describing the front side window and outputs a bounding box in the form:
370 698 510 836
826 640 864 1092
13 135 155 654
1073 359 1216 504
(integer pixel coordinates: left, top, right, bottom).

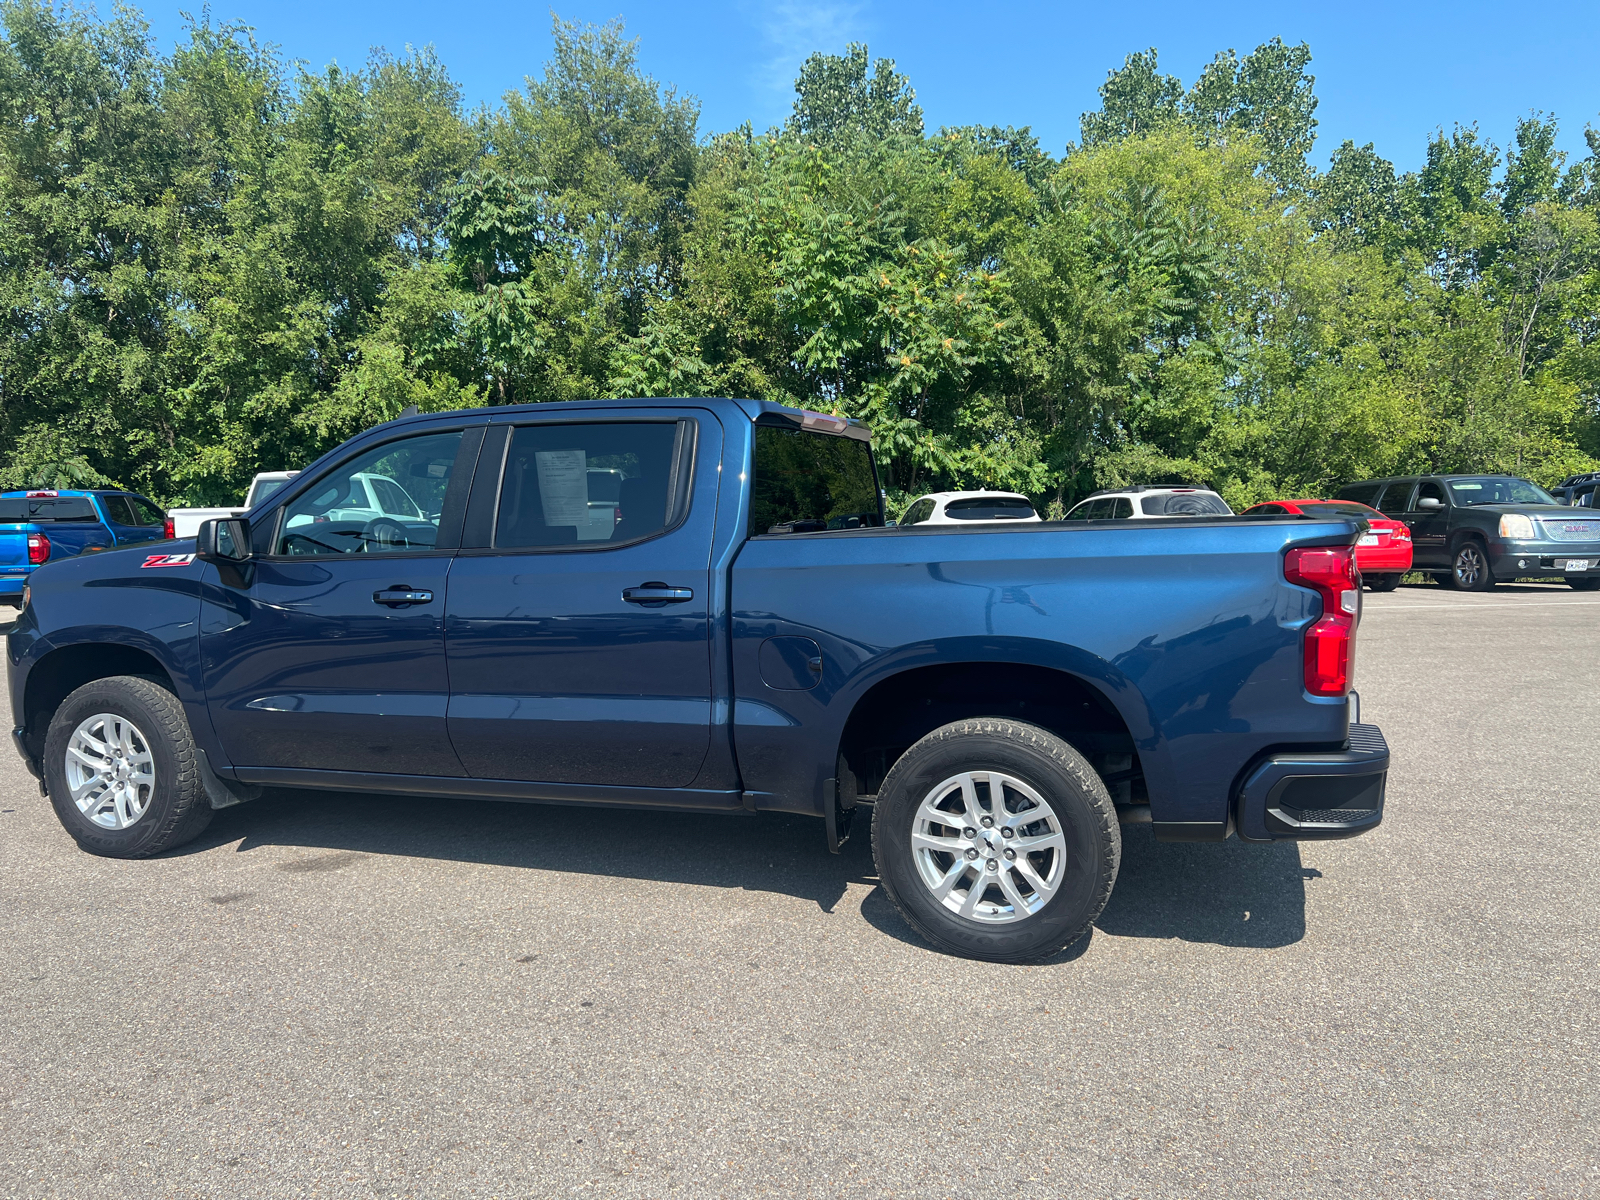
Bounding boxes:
900 498 935 526
496 422 687 548
277 430 464 555
750 424 882 535
1446 476 1557 506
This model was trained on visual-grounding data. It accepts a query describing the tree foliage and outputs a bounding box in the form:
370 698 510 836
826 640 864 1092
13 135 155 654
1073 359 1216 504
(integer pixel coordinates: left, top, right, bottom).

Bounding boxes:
2 3 1596 508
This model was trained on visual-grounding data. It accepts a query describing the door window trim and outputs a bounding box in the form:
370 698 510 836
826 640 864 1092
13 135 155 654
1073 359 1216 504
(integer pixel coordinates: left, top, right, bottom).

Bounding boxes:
457 417 700 556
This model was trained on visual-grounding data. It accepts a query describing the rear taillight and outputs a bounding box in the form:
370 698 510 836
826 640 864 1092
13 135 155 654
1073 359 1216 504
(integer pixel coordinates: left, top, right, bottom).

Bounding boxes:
1392 525 1411 541
1284 546 1359 696
26 531 51 565
163 518 175 540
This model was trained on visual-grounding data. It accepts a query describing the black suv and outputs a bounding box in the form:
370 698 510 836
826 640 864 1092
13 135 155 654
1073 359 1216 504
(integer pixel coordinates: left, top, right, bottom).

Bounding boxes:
1336 475 1600 591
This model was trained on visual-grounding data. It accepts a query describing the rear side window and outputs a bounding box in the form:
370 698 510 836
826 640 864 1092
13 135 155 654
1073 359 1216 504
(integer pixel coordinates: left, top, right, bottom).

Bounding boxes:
1377 482 1415 516
0 495 99 522
1140 491 1232 516
900 498 935 526
106 495 165 526
751 424 882 535
496 422 688 548
1112 498 1134 518
944 497 1037 520
1337 481 1382 506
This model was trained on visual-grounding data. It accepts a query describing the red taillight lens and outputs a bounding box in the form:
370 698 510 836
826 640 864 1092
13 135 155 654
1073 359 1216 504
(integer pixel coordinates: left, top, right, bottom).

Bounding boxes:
163 518 175 540
1284 546 1359 696
27 531 51 565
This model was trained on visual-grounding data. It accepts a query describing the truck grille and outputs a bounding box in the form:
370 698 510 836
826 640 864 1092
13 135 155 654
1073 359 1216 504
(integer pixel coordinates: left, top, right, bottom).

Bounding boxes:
1540 518 1600 542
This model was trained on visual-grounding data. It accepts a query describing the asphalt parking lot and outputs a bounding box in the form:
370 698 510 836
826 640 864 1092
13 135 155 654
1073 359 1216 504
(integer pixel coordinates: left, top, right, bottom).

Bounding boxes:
2 582 1598 1199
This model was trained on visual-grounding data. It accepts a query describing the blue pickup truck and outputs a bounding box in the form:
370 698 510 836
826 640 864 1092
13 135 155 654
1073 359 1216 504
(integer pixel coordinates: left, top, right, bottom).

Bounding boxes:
5 399 1389 961
0 489 172 610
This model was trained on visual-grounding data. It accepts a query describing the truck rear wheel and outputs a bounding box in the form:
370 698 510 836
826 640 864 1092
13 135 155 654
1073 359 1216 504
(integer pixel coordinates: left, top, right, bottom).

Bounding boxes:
871 719 1120 963
43 676 213 858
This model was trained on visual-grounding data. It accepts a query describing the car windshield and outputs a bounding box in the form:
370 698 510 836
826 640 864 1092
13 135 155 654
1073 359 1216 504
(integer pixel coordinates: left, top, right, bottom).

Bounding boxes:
1295 501 1382 519
1446 477 1558 506
1140 491 1232 516
943 497 1036 520
0 495 99 522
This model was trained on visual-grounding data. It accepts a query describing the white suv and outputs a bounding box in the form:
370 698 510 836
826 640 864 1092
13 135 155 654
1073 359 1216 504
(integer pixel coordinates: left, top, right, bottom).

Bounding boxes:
898 490 1041 526
1065 486 1233 520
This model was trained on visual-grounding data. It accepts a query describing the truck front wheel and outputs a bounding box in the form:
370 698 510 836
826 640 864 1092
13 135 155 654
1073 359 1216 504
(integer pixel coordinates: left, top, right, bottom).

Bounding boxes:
43 675 213 858
872 719 1120 963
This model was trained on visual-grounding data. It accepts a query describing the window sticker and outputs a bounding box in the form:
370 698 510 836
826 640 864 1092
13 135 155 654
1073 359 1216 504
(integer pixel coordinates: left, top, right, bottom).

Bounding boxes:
141 553 196 568
534 449 589 526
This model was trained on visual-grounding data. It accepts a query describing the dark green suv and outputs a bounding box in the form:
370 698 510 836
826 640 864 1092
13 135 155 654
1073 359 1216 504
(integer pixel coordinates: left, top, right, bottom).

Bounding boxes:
1336 475 1600 592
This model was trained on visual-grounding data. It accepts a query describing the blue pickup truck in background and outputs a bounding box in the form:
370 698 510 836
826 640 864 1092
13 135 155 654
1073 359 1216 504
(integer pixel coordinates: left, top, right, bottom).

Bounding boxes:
0 490 172 610
5 399 1390 962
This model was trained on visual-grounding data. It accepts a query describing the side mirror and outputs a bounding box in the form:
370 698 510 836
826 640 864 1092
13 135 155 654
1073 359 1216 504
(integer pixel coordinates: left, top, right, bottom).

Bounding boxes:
1417 497 1444 511
196 517 252 562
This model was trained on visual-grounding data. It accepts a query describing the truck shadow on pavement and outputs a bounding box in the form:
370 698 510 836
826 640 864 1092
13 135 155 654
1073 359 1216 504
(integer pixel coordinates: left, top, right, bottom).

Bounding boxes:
183 790 1311 953
187 788 877 915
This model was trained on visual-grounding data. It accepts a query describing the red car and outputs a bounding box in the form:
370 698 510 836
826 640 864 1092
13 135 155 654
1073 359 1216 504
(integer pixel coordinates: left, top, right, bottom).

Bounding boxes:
1242 498 1413 591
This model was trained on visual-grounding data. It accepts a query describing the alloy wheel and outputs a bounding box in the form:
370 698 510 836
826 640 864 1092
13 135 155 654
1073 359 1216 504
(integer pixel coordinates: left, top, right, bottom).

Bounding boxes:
910 770 1068 923
64 712 156 830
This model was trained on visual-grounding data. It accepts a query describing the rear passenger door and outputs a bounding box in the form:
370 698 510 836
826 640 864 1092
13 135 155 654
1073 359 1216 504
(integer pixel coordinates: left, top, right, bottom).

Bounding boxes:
102 495 168 547
1406 480 1451 564
443 412 720 789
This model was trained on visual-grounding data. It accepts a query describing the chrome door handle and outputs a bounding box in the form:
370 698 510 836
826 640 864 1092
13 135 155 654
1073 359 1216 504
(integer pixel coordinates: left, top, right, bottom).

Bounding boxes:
622 583 693 606
374 587 433 606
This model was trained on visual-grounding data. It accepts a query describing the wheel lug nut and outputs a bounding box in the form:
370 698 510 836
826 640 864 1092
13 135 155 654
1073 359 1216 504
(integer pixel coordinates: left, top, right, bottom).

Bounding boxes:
1001 827 1014 838
980 816 993 828
986 859 998 871
962 827 976 839
964 848 978 861
1004 848 1016 861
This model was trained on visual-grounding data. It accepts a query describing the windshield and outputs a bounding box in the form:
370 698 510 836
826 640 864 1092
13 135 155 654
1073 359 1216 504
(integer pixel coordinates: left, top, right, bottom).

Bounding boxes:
1140 491 1233 516
1446 477 1558 506
944 497 1036 520
1295 501 1382 519
0 495 99 522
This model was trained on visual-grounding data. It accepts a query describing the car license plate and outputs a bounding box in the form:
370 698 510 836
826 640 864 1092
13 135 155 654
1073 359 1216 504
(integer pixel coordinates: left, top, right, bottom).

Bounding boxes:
1564 559 1592 572
1358 533 1379 546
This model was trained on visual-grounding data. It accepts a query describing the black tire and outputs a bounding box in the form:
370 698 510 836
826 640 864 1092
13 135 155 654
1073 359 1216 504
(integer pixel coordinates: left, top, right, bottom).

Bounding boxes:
1570 577 1600 591
1366 573 1401 592
871 719 1120 963
1447 539 1496 591
44 675 213 858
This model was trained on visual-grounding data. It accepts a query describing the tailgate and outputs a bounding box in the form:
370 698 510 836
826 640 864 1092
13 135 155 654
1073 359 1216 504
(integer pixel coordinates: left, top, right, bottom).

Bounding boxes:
0 524 33 576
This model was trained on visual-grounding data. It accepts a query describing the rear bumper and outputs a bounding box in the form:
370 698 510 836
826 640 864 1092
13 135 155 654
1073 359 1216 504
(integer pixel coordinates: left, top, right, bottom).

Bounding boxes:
1356 547 1412 573
0 577 24 598
1235 723 1389 843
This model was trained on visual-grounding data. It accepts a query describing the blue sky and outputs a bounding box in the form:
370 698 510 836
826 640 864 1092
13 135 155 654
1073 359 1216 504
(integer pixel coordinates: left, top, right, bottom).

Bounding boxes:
134 0 1600 173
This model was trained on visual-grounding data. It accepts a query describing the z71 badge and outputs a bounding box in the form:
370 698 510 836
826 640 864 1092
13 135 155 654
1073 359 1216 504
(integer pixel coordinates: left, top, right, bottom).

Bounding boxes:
141 553 196 568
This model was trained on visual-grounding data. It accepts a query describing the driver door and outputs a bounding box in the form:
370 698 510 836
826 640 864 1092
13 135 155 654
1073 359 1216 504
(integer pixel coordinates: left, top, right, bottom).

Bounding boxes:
200 424 483 777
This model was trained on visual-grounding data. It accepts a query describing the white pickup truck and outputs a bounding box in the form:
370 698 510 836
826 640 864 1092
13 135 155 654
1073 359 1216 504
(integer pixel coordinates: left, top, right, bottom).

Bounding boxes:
166 472 299 539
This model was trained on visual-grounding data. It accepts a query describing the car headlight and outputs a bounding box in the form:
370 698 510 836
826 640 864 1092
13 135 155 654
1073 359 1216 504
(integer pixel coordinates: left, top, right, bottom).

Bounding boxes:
1499 513 1536 540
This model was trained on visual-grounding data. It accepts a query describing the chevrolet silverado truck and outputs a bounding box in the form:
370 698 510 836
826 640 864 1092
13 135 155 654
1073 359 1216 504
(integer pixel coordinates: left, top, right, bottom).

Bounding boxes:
6 398 1390 962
